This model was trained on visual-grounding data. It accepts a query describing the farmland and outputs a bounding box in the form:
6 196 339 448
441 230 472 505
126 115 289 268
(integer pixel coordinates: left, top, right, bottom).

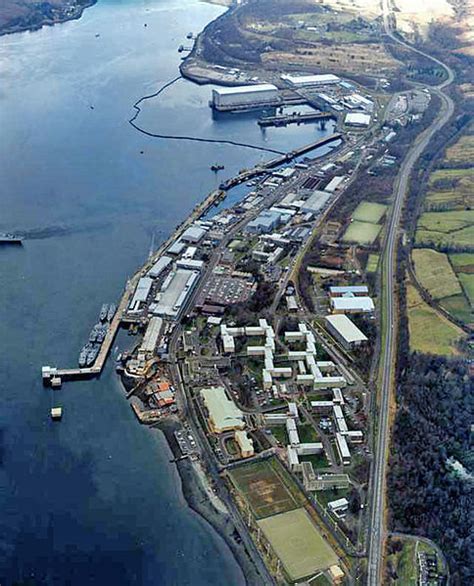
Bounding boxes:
406 284 466 355
415 210 474 250
412 249 461 299
228 458 302 519
257 508 339 581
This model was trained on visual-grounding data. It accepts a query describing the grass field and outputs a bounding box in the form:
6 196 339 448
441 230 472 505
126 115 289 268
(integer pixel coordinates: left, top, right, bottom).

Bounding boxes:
417 209 474 233
449 253 474 272
412 249 462 299
415 224 474 249
352 201 387 224
439 294 473 324
446 133 474 164
342 221 382 245
366 253 380 273
257 508 338 581
459 273 474 307
407 284 466 355
229 458 302 519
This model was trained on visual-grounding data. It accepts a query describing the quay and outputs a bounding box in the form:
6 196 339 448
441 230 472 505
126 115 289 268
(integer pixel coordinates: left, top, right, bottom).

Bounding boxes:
258 111 334 127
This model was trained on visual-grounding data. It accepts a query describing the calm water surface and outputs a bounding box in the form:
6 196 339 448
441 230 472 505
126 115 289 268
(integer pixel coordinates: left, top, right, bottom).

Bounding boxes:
0 0 334 582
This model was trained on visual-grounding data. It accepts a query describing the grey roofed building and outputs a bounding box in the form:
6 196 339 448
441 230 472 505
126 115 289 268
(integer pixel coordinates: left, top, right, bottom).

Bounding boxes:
300 190 332 214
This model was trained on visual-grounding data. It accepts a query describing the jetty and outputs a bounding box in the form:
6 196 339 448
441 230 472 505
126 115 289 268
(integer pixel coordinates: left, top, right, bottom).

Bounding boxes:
258 111 334 127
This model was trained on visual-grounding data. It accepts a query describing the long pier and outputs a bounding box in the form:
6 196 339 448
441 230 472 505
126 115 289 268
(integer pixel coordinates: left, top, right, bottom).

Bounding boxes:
42 280 133 384
258 111 334 127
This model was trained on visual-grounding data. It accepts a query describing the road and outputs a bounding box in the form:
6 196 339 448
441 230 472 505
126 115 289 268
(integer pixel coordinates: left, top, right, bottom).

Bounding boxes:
367 3 455 584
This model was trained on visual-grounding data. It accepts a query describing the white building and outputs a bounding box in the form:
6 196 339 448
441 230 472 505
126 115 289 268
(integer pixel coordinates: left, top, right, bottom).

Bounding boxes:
211 84 279 110
331 296 375 314
281 73 340 87
325 314 368 350
345 112 371 127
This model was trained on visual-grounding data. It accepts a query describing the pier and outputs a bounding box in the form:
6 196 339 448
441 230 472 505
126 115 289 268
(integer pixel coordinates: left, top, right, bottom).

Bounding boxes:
42 279 133 384
258 111 334 127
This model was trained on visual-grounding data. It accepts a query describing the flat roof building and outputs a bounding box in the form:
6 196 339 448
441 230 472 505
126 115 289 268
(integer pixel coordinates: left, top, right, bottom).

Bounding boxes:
325 314 368 349
140 317 163 354
330 296 375 314
200 386 245 433
212 84 279 110
281 73 340 86
330 285 369 296
153 269 200 319
235 430 254 458
148 255 172 279
129 277 153 312
345 112 371 127
182 225 207 243
335 432 351 465
301 190 332 215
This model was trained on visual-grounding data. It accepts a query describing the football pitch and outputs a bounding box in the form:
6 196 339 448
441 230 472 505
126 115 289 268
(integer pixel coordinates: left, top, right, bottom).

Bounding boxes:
257 508 339 581
229 459 301 519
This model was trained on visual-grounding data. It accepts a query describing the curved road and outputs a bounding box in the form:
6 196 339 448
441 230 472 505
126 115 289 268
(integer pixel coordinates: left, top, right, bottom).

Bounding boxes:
367 3 455 585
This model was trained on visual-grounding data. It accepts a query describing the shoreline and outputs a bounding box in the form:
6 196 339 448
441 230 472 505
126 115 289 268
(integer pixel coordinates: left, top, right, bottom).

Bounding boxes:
155 420 271 585
0 0 97 38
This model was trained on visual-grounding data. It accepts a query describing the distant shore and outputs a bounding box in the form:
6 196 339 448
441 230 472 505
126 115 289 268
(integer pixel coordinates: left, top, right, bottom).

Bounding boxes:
0 0 97 37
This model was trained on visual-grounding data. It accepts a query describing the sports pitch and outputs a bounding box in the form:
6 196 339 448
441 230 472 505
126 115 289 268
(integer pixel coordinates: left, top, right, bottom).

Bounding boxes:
257 508 338 581
229 459 301 519
352 201 387 224
342 220 382 245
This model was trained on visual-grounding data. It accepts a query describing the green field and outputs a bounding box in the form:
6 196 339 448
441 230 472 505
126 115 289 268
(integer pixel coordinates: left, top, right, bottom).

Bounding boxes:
342 221 382 245
440 294 473 324
416 224 474 249
351 201 387 224
417 210 474 233
412 249 462 299
449 253 474 272
229 458 301 519
459 273 474 307
257 508 338 581
407 284 466 355
366 253 380 273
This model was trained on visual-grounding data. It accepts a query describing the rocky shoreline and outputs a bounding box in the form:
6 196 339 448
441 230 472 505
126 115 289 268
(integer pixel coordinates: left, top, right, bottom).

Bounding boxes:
0 0 97 37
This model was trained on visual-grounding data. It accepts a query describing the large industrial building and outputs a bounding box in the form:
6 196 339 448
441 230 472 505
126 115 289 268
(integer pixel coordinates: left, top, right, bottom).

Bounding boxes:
152 268 200 319
281 73 340 87
325 314 368 350
211 84 279 111
200 386 245 433
330 296 375 314
345 112 371 127
129 276 153 312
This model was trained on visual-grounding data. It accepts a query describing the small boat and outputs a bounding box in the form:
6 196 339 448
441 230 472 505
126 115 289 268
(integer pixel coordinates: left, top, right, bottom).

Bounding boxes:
186 32 193 39
79 343 92 367
210 164 224 172
0 233 23 245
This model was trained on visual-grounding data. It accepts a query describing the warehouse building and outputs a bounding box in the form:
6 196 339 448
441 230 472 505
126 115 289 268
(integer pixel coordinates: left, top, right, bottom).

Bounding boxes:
281 73 340 87
301 190 332 215
330 285 369 296
152 269 200 319
345 112 371 127
148 255 172 279
182 225 207 243
330 296 375 314
200 386 245 433
325 314 368 350
129 276 153 312
211 84 279 111
139 317 163 355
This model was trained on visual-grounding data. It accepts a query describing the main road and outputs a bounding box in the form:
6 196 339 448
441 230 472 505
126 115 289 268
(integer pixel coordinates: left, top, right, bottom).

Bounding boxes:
367 2 455 584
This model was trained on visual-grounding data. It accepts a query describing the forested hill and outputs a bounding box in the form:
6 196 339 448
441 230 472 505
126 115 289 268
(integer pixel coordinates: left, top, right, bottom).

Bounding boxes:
0 0 95 36
388 354 473 583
